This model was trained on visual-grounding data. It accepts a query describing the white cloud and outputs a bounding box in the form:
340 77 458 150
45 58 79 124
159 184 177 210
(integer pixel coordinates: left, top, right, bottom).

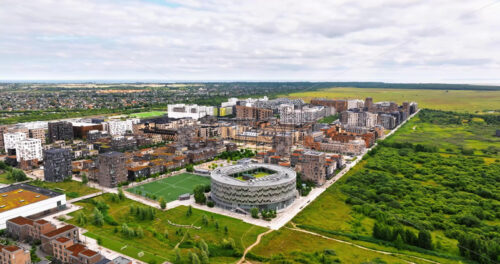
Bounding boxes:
0 0 499 83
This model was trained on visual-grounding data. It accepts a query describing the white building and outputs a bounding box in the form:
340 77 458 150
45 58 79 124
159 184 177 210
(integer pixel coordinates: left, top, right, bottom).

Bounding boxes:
167 104 215 120
3 132 27 152
16 138 43 162
279 104 327 125
103 119 139 136
347 99 364 110
221 98 239 108
0 184 66 229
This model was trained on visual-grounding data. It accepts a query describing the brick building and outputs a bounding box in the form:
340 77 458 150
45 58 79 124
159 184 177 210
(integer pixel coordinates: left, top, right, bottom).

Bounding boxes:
97 152 127 187
235 105 272 121
310 99 348 112
0 245 30 264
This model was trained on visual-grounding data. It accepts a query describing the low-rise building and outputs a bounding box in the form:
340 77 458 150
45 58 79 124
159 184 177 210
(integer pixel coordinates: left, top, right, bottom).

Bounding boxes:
0 245 30 264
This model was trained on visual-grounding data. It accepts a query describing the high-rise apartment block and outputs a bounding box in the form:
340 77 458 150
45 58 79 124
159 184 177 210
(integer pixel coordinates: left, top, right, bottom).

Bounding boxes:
97 151 127 187
3 132 27 154
16 139 43 162
44 148 72 182
48 121 74 143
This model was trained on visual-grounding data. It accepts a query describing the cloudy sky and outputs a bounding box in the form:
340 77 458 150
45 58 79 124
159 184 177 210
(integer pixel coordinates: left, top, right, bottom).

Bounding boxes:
1 0 499 83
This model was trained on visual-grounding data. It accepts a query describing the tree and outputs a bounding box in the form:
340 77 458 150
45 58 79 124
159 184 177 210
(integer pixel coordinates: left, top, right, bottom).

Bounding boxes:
418 230 433 250
118 188 125 200
175 248 182 264
193 185 206 204
186 164 194 172
224 226 228 235
200 250 209 264
395 234 404 250
136 227 144 238
76 212 87 225
215 221 219 231
251 208 259 219
92 208 104 226
201 215 208 226
186 205 193 217
81 173 88 185
159 197 166 209
8 169 28 182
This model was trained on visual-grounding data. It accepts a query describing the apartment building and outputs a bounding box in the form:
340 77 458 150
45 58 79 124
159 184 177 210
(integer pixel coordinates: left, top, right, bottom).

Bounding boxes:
279 104 328 125
103 119 139 136
235 105 272 121
0 245 30 264
51 238 102 264
44 148 72 182
48 121 74 143
3 132 27 154
97 151 127 187
28 128 46 143
40 224 79 253
167 104 215 120
16 139 43 162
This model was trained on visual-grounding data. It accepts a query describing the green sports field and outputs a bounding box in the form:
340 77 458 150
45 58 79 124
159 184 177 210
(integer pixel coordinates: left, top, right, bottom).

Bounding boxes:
126 173 210 202
129 111 167 118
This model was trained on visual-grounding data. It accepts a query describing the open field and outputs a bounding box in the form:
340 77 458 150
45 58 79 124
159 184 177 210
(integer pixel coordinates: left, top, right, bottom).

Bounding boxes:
129 111 167 118
28 180 100 199
284 87 500 113
385 109 500 157
250 228 446 264
68 194 267 264
127 173 210 202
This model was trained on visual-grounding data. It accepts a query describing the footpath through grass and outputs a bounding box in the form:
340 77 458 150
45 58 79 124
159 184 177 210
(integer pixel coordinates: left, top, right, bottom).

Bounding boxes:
68 194 267 264
127 173 210 202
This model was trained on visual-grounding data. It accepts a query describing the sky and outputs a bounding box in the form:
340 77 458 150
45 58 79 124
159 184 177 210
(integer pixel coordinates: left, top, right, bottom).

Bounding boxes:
1 0 499 83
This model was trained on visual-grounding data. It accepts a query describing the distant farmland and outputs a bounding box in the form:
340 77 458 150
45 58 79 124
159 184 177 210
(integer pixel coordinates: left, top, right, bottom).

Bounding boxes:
129 111 167 118
284 87 500 113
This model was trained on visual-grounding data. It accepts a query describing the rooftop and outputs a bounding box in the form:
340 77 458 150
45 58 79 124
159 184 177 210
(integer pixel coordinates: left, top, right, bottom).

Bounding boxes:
211 163 296 187
0 188 49 213
8 216 34 226
43 224 76 238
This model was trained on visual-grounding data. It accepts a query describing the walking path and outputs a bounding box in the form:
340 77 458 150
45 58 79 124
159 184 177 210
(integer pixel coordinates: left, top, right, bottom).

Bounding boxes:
237 229 274 264
287 225 439 264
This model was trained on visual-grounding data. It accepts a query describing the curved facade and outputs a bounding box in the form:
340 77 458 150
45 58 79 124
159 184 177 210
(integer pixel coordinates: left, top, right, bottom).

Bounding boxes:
210 163 297 212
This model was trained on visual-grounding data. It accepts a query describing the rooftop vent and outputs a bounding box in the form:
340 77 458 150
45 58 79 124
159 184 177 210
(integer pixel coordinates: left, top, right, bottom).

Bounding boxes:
2 194 7 197
0 205 5 208
19 200 25 203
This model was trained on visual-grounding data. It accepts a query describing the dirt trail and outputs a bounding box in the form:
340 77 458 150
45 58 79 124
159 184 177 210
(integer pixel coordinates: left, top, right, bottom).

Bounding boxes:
287 226 440 264
237 229 274 264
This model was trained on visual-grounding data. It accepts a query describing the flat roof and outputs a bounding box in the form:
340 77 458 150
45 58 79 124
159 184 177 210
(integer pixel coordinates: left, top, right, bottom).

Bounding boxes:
0 189 49 213
44 224 76 238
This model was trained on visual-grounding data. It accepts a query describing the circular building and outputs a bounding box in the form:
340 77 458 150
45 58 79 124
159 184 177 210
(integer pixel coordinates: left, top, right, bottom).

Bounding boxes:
210 163 297 212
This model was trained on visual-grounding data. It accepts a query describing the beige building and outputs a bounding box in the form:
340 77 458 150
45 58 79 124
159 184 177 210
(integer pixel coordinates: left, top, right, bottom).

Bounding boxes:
0 245 30 264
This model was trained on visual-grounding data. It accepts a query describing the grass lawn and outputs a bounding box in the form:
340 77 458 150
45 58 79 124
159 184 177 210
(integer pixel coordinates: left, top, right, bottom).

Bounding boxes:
284 87 500 113
0 171 15 184
28 180 100 199
68 194 267 264
318 114 339 124
129 111 167 118
250 228 443 264
127 173 211 202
